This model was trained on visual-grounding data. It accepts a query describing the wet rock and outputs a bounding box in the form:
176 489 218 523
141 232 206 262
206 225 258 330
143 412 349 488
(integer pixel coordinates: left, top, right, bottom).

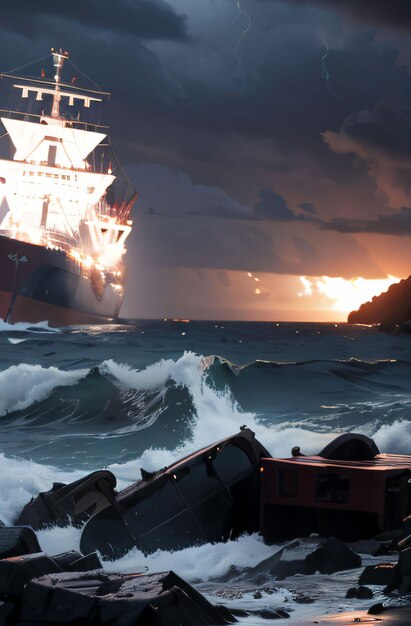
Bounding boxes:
0 552 62 597
398 575 411 595
0 550 102 598
348 538 393 556
255 608 290 619
21 570 236 625
251 538 360 580
253 591 262 599
304 537 362 575
398 545 411 577
358 562 397 586
0 527 41 559
368 598 411 615
52 550 102 572
294 594 315 604
249 540 304 579
229 608 249 618
0 599 18 624
400 516 411 541
346 586 373 599
368 602 387 615
374 528 401 543
15 470 117 530
398 534 411 550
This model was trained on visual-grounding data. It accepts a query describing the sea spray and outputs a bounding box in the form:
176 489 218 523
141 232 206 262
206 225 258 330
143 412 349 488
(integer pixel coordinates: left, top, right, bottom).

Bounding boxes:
0 363 87 415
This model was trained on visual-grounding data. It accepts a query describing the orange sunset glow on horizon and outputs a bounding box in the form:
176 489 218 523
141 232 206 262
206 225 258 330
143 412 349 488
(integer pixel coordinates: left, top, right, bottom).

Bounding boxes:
298 275 400 315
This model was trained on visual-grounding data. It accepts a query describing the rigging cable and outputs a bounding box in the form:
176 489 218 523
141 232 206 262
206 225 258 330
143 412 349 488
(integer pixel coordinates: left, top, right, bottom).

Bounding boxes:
67 59 102 91
2 55 50 76
107 136 133 187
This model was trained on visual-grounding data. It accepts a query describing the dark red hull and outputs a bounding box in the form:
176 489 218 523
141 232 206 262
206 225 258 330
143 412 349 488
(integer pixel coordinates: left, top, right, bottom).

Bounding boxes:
0 235 123 326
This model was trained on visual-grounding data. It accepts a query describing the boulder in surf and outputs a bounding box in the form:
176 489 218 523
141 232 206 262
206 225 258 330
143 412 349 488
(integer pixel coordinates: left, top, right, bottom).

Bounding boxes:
304 537 361 574
359 562 397 587
52 550 102 572
0 550 101 597
20 570 235 625
0 552 62 597
0 526 41 559
250 537 360 580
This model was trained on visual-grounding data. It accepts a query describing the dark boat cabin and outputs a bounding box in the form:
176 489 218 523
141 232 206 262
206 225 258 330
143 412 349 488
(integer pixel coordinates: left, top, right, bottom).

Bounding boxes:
260 454 411 543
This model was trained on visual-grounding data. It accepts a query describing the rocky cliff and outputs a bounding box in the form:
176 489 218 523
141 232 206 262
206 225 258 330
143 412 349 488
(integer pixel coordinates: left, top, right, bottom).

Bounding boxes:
347 276 411 325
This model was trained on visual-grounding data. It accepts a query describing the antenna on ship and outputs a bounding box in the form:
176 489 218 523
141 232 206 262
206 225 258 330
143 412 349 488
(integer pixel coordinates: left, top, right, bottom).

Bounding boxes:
50 48 69 119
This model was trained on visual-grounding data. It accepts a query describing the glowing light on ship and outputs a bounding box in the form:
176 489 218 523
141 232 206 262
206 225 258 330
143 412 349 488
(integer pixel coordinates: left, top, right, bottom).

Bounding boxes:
298 275 400 313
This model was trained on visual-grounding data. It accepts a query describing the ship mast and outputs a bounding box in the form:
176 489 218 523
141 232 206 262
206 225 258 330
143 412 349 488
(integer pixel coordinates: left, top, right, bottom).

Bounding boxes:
50 48 69 119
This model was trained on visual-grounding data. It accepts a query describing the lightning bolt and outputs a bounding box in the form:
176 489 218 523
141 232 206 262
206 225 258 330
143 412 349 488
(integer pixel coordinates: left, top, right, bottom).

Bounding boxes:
321 40 331 86
235 0 253 66
320 39 351 110
232 0 268 66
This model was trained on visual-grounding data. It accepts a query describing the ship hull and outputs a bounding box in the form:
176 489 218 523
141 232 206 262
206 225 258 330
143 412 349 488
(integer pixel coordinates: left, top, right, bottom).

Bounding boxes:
0 236 123 326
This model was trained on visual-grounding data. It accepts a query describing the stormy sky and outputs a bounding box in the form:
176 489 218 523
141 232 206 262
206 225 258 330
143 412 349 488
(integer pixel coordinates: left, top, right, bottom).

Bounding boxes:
3 0 411 320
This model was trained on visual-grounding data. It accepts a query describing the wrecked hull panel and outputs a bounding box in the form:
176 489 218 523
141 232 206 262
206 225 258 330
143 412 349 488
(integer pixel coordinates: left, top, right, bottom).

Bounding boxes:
80 428 269 559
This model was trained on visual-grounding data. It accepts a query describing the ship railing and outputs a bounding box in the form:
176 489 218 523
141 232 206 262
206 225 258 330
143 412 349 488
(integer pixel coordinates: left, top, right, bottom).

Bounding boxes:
0 108 109 133
43 229 78 251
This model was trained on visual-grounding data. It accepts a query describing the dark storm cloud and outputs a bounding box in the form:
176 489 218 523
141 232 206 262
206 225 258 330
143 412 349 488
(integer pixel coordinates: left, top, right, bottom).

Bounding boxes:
253 189 317 222
285 1 411 31
130 166 320 223
324 102 411 207
0 0 188 41
253 188 297 220
127 164 383 278
324 207 411 236
328 102 411 161
1 0 403 202
299 202 318 215
0 0 406 302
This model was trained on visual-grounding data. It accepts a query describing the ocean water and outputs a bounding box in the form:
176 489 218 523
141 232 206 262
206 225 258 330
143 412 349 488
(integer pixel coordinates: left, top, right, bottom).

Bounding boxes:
1 319 410 623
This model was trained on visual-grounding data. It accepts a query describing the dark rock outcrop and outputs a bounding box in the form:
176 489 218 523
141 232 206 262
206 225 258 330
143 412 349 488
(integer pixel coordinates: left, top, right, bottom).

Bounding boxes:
347 275 411 325
20 570 235 625
346 585 373 599
358 562 397 587
0 550 102 599
304 537 362 574
0 527 41 559
250 538 361 580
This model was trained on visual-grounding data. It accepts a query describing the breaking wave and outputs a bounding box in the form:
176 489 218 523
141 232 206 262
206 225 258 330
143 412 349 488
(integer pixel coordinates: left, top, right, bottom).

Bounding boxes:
0 351 409 472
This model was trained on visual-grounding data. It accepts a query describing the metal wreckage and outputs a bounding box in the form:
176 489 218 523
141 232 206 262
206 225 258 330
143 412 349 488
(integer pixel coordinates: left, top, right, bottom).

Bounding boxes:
1 426 411 624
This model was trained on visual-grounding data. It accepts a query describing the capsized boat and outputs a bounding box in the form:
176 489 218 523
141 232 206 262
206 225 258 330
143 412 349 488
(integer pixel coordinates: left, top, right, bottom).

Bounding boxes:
80 427 270 559
0 49 135 326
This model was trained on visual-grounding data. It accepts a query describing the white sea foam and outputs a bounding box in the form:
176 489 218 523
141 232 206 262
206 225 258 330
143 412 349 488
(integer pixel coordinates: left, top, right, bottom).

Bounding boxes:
106 352 335 480
0 319 60 333
0 347 404 626
0 453 83 525
103 533 275 582
7 337 27 344
0 363 87 416
37 525 83 556
371 419 411 454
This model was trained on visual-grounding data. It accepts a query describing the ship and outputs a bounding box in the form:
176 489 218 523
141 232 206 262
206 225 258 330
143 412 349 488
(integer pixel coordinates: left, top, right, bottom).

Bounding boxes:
0 49 135 326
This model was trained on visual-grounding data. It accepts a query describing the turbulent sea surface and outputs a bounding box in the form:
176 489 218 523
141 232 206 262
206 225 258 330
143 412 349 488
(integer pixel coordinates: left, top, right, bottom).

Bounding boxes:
1 319 410 623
